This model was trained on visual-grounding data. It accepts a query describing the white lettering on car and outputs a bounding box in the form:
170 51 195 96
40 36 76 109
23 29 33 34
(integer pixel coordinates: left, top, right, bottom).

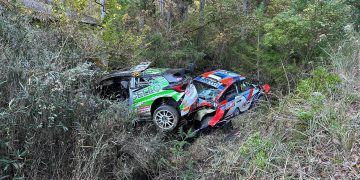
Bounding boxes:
134 84 162 99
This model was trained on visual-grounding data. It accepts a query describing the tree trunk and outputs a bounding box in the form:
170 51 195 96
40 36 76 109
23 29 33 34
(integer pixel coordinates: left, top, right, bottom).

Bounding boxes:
197 0 206 44
177 0 189 21
159 0 164 16
100 0 106 20
243 0 249 16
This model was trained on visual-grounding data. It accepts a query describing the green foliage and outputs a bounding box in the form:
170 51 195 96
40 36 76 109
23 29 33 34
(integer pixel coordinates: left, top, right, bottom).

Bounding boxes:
0 9 115 178
143 32 204 67
264 12 311 48
295 68 340 135
296 67 341 98
182 161 196 180
170 128 194 159
1 0 359 179
296 110 314 122
239 132 272 169
102 2 148 67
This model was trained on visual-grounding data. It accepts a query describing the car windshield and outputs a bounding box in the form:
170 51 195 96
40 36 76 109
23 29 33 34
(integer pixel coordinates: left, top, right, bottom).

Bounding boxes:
193 80 221 101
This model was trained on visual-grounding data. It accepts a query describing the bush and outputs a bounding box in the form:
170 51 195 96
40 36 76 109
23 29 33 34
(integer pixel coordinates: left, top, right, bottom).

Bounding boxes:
0 9 140 179
296 67 341 98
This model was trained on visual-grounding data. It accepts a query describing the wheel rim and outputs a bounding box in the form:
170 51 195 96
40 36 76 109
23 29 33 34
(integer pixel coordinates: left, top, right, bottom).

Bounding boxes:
154 110 175 130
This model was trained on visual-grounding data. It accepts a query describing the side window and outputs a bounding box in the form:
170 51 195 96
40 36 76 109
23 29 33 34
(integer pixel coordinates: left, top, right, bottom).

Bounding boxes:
135 77 149 88
219 84 238 102
237 80 249 92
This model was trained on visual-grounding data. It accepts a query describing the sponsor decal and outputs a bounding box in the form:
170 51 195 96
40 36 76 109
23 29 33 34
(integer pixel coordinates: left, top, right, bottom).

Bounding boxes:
208 74 222 81
225 101 235 110
131 71 141 77
220 78 233 85
137 106 150 114
217 70 239 77
202 71 215 77
133 84 162 99
197 77 222 88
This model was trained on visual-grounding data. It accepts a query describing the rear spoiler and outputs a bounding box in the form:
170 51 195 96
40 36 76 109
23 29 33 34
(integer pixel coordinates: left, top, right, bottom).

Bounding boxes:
130 61 151 72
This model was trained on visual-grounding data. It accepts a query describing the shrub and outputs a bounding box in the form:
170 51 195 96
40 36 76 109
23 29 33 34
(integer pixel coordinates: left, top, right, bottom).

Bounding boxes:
296 67 341 98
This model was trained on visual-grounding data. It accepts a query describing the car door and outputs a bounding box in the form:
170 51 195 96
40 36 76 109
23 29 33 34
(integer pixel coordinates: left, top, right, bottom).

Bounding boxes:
218 84 238 118
129 77 150 108
237 80 253 112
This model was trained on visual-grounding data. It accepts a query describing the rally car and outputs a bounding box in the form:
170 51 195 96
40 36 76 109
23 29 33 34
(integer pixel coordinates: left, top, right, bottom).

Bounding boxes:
96 62 198 131
190 69 270 132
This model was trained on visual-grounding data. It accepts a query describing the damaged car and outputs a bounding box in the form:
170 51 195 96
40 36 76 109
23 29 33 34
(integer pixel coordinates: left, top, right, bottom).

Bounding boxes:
190 69 270 132
96 62 198 131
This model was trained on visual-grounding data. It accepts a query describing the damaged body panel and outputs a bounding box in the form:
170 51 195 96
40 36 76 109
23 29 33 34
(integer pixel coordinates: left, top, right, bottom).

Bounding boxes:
191 69 270 131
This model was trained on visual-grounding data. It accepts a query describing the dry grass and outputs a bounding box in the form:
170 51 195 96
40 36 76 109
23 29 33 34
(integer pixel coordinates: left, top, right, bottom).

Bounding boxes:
1 8 359 180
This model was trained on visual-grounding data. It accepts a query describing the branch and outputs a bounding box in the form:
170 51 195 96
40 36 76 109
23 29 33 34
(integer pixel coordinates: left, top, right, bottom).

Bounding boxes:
94 0 103 7
183 17 228 34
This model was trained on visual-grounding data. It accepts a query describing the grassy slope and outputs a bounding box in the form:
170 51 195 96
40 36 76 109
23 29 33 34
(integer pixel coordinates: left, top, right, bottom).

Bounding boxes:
0 9 359 180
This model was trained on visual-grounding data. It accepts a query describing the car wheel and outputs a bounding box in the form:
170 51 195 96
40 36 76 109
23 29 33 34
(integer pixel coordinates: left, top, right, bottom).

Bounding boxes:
153 105 179 131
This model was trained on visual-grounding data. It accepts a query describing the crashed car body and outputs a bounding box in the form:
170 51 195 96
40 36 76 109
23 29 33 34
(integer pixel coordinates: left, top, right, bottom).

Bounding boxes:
96 62 198 131
191 69 270 131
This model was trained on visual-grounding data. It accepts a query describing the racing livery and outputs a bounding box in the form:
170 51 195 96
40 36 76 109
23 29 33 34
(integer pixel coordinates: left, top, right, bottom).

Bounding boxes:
191 69 270 131
96 62 198 131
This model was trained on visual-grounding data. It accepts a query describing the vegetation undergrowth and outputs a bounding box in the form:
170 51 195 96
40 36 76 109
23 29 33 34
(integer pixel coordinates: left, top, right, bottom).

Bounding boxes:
1 0 359 179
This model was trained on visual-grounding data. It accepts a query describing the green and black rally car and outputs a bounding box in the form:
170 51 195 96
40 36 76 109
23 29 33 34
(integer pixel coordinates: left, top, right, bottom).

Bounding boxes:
96 62 198 131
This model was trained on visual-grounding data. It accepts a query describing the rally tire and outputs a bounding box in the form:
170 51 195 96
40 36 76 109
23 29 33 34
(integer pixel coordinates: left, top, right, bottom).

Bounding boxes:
153 105 179 132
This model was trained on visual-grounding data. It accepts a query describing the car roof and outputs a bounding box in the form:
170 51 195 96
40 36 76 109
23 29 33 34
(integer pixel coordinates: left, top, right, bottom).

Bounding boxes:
99 68 187 84
194 69 245 90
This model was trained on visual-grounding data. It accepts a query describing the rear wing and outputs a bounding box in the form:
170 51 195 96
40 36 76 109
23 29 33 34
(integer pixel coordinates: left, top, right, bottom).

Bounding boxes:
130 61 151 72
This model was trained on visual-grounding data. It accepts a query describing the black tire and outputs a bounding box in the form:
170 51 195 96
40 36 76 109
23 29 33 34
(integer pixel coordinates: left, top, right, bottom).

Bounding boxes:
153 105 179 131
221 121 234 132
